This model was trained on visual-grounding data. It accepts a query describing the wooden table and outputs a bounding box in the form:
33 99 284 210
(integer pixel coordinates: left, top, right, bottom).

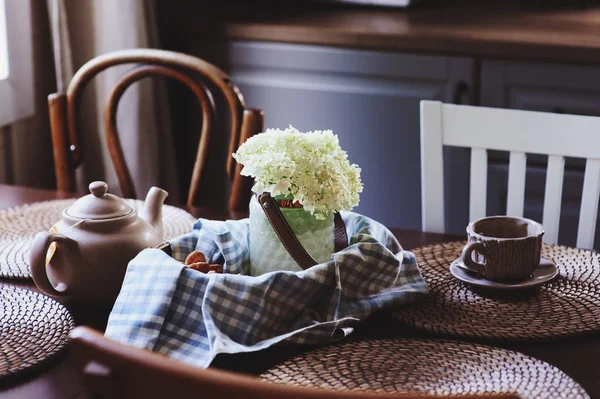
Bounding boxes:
0 184 598 398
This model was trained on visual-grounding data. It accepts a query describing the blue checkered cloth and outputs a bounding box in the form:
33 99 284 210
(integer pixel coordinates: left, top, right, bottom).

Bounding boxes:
105 212 429 368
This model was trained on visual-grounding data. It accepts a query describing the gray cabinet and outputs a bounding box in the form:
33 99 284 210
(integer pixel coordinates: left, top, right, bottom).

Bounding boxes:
190 41 475 231
188 41 600 245
481 60 600 247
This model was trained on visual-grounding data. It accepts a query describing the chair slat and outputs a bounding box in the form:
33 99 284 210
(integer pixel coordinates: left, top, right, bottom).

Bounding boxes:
420 101 446 233
48 93 76 192
506 151 527 218
576 159 600 249
542 155 565 244
469 148 487 222
229 109 265 212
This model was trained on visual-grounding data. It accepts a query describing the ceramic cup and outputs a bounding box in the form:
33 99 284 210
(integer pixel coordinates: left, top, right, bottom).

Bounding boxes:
461 216 545 282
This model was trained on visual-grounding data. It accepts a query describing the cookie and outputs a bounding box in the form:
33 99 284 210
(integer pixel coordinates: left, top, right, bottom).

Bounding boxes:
185 250 206 265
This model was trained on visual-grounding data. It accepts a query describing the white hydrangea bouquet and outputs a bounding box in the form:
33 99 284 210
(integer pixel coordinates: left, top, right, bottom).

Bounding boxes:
233 125 363 275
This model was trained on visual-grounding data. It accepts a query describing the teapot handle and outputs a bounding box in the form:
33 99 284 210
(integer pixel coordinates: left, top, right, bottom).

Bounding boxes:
30 232 75 297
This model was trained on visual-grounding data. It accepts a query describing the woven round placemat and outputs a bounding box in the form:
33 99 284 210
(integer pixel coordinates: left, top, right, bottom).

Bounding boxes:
393 241 600 341
260 339 588 398
0 199 197 279
0 285 74 385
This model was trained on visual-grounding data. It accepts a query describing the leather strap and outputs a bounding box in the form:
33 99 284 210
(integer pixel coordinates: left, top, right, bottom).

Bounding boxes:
258 193 348 270
334 212 348 253
155 241 172 256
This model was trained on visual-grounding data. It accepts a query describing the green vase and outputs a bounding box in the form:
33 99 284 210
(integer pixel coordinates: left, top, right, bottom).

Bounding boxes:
249 195 335 276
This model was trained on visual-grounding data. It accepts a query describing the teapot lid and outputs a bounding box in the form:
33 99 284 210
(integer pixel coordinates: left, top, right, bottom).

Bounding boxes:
66 181 133 220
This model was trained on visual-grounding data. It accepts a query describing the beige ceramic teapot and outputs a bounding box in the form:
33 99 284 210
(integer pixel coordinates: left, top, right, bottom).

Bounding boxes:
30 181 168 304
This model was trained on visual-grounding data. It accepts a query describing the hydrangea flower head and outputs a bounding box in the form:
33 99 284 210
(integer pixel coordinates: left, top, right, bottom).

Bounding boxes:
233 126 363 219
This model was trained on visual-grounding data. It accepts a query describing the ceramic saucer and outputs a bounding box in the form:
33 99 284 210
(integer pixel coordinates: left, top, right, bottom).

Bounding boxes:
449 257 558 291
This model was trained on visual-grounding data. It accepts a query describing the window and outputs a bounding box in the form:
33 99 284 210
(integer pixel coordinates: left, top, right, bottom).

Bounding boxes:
0 0 8 80
0 0 33 126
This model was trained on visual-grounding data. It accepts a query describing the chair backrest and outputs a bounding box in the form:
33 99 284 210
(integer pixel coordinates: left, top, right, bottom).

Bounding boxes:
420 100 600 249
48 48 263 212
69 326 519 399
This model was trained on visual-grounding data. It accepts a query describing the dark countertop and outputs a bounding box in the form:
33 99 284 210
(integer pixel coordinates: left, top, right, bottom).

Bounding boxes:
159 1 600 64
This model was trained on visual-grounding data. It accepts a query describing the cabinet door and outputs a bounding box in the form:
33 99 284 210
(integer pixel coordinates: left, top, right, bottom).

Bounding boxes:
190 40 475 231
481 60 600 248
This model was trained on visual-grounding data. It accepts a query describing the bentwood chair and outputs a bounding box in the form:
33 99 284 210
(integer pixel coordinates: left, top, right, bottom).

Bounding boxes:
48 48 263 212
69 326 519 399
420 100 600 249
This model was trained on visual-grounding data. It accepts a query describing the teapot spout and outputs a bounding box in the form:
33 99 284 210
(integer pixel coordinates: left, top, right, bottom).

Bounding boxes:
141 187 168 238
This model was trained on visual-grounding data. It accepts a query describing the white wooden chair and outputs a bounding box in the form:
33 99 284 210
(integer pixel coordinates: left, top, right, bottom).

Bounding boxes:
420 100 600 249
